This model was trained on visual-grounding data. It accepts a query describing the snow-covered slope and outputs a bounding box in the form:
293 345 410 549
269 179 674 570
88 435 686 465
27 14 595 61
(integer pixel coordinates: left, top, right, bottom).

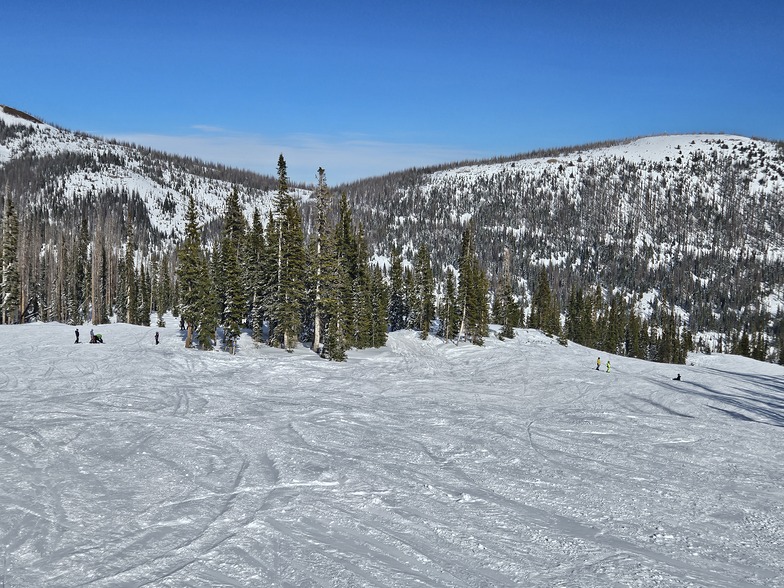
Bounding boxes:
344 131 784 340
0 106 309 242
1 320 782 586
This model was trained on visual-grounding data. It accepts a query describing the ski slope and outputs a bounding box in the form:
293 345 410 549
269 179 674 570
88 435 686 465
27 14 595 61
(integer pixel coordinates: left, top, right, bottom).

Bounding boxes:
1 321 782 587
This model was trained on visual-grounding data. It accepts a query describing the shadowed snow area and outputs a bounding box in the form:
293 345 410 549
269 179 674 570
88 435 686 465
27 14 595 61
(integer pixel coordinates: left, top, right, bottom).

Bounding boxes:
1 321 783 586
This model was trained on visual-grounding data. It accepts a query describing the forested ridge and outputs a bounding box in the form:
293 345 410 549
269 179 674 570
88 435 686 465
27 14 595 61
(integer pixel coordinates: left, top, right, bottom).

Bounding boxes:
1 106 783 363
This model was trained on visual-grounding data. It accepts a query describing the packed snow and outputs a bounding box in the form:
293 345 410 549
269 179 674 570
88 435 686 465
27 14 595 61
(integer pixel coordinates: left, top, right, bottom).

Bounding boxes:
1 319 783 586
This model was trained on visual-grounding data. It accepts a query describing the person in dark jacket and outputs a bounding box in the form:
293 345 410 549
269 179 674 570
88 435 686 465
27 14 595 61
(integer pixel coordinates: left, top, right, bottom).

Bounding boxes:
155 331 159 345
74 328 80 344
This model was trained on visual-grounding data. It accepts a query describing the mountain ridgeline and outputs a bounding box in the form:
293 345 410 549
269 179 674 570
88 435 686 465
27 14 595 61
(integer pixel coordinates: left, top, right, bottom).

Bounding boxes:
1 105 783 363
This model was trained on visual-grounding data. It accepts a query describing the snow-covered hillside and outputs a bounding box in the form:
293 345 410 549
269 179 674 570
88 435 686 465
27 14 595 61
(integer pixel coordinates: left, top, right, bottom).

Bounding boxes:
342 131 784 348
1 320 782 586
431 134 784 201
0 106 308 243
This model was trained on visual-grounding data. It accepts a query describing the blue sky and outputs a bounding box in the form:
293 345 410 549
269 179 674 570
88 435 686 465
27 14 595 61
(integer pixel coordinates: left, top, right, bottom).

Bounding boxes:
3 1 783 184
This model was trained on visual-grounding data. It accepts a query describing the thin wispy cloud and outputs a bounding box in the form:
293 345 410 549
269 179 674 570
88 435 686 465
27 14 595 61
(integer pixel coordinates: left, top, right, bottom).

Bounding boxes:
190 124 227 133
109 129 485 185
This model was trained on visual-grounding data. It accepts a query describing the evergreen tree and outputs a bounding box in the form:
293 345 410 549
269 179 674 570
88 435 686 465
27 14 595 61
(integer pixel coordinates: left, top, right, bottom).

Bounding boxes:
351 228 374 348
248 208 266 342
71 215 90 323
564 285 581 343
1 197 20 324
92 238 110 325
738 329 751 358
139 264 151 326
530 268 559 337
751 331 766 361
626 306 641 358
439 268 459 341
545 283 562 339
219 188 247 353
604 294 625 354
261 210 279 341
155 253 171 327
177 194 206 348
333 193 363 347
311 167 331 354
494 247 518 340
681 329 694 361
457 222 488 345
320 225 349 360
403 267 417 330
639 319 651 360
368 264 389 348
270 155 306 351
197 251 219 350
123 212 137 324
413 243 435 339
388 247 407 331
217 186 247 327
778 321 784 365
222 237 245 352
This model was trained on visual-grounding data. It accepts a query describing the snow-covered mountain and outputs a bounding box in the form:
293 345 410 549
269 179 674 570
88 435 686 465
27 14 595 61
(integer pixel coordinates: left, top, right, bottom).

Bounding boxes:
2 104 783 352
0 105 308 244
340 133 784 344
1 318 782 586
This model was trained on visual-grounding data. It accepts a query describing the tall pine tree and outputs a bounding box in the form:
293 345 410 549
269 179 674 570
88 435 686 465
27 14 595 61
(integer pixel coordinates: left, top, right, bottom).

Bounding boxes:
270 155 306 352
1 196 20 324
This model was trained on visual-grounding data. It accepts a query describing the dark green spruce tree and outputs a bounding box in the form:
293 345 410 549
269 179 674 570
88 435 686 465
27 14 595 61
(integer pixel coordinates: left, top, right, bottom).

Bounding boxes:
123 212 137 325
457 222 488 345
270 155 306 352
439 268 459 341
1 196 20 324
248 208 266 342
310 167 331 354
388 247 407 331
320 224 349 361
178 194 207 348
219 187 248 353
368 264 389 348
494 247 518 340
413 243 435 339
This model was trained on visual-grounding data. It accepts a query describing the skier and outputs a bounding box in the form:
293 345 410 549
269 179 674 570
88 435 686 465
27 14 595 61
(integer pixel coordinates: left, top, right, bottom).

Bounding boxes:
90 328 96 344
606 360 611 373
155 331 159 345
596 357 601 371
74 328 79 344
673 373 681 381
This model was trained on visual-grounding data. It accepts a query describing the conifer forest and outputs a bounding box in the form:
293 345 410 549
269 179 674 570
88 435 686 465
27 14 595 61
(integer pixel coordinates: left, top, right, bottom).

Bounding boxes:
1 106 783 365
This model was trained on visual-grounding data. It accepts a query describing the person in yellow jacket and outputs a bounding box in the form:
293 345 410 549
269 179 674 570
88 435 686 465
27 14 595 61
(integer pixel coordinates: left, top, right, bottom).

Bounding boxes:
606 360 611 373
596 357 601 371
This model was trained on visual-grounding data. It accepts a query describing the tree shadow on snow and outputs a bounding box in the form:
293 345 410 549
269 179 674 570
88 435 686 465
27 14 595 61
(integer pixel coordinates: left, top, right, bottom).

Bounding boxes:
665 369 784 428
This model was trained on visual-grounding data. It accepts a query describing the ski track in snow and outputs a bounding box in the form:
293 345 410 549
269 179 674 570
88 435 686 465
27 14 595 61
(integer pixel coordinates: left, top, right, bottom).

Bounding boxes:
0 320 783 587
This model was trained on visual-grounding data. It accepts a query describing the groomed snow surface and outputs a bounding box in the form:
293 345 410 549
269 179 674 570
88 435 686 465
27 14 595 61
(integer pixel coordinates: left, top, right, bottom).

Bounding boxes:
1 321 783 587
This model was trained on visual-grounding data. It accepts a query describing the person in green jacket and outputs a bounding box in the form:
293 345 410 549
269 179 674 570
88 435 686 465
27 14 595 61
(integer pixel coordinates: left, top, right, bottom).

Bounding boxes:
606 360 611 373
